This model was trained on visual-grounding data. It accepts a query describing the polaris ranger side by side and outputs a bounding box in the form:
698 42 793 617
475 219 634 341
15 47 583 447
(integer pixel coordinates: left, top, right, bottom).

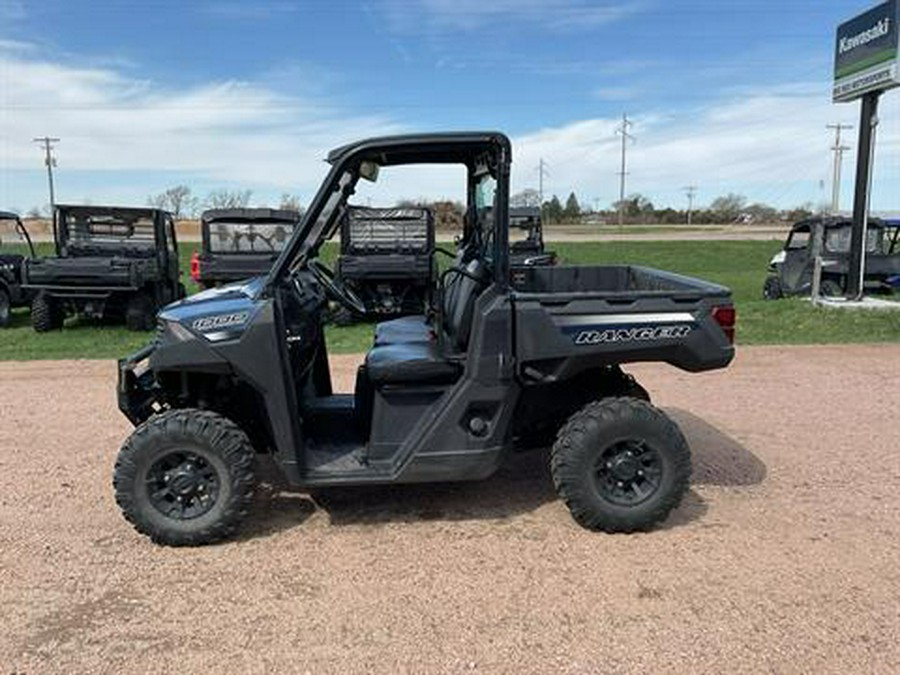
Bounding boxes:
509 206 556 267
0 211 36 327
332 205 436 323
23 205 184 332
764 216 900 299
115 132 736 546
192 208 301 289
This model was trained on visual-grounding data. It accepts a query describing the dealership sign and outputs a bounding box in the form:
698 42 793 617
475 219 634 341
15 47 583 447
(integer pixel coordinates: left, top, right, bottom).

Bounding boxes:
834 0 900 102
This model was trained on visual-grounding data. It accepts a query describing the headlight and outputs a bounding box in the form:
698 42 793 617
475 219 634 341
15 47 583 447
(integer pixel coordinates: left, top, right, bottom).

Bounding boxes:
162 319 196 343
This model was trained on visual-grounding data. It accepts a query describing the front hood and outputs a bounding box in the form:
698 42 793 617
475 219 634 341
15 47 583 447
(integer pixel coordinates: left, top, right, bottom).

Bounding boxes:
159 276 266 342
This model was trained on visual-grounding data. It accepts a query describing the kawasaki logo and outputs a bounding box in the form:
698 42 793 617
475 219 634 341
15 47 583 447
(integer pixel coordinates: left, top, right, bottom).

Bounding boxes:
840 18 891 54
192 312 250 332
573 325 692 345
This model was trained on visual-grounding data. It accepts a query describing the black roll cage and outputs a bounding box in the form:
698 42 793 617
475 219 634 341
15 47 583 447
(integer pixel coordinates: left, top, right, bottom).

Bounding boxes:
0 211 36 259
265 132 511 294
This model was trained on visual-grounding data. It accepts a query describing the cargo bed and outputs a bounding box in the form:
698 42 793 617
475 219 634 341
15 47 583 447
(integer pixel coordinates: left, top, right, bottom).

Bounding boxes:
512 265 735 375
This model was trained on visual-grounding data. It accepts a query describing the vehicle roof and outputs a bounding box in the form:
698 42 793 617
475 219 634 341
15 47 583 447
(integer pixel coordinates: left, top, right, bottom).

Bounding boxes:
56 204 167 217
0 210 20 220
201 208 301 224
326 131 511 166
791 216 885 233
510 206 540 218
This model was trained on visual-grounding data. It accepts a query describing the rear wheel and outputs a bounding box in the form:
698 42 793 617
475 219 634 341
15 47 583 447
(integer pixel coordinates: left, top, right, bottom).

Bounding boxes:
0 287 10 328
125 292 156 331
31 292 64 332
113 409 255 546
763 276 783 300
551 398 691 533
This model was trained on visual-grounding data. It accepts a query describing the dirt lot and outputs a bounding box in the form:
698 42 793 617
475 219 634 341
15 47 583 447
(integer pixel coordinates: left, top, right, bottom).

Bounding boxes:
2 345 898 674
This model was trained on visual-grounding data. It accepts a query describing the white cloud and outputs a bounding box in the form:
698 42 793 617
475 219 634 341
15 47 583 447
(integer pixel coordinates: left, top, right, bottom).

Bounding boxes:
0 47 404 206
382 0 645 33
2 43 896 213
509 88 898 210
0 38 33 52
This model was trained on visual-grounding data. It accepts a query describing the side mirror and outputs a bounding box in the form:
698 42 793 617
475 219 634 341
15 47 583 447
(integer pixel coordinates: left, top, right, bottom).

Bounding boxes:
359 160 380 183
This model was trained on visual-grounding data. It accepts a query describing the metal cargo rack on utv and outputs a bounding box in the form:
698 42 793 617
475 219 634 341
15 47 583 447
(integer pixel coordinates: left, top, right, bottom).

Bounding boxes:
22 205 185 332
115 131 736 546
0 211 37 328
763 216 900 299
191 208 300 289
331 205 436 324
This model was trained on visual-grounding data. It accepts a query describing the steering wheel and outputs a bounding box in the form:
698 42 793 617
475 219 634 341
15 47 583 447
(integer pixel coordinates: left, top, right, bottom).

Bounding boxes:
307 258 367 316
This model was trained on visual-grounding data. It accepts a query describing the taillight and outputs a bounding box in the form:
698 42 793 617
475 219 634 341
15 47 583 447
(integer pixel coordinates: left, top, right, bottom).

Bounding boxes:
712 306 736 344
190 251 201 282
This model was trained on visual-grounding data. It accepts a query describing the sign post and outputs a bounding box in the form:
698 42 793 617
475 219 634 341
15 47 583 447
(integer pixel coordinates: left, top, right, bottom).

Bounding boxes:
834 1 899 299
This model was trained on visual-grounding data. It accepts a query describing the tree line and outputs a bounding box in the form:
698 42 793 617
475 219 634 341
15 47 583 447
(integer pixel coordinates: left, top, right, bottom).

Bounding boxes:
145 186 304 220
21 184 819 226
513 189 820 225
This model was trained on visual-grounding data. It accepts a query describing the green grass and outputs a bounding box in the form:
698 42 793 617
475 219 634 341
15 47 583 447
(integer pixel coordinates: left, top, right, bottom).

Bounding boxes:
0 240 897 361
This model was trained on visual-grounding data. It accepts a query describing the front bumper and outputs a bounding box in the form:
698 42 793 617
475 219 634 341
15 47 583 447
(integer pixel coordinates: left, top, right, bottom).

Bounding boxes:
117 343 160 425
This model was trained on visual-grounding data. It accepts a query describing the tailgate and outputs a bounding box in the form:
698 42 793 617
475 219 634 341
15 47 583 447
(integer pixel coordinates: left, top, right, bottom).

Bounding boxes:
24 257 148 290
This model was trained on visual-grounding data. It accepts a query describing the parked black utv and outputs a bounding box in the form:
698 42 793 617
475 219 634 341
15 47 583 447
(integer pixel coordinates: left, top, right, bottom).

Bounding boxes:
191 208 300 289
764 216 900 299
332 205 435 324
509 206 556 266
115 132 736 546
0 211 36 327
23 205 184 331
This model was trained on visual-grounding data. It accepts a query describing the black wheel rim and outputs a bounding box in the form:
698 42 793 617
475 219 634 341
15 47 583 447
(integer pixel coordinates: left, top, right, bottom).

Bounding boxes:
593 440 663 506
146 450 220 520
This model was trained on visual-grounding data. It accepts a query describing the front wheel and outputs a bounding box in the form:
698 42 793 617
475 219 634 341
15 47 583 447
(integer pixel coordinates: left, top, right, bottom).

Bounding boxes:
113 409 255 546
551 398 691 533
763 276 783 300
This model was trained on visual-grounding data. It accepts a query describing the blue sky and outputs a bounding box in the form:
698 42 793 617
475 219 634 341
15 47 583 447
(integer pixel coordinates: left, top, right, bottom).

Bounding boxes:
1 0 897 214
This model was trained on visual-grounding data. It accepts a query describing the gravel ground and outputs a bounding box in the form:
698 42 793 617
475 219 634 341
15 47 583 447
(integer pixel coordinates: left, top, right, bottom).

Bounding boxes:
1 345 898 674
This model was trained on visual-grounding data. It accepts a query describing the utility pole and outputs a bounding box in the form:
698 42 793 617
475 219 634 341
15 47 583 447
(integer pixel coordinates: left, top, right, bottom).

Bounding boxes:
33 136 60 211
616 113 635 228
537 158 549 206
827 123 852 214
684 185 697 225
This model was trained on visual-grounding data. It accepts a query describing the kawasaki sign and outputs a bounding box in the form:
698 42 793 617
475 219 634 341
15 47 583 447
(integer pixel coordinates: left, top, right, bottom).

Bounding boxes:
834 1 900 102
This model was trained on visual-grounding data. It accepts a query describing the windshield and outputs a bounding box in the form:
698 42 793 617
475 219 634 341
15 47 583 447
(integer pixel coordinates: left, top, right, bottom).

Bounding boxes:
207 222 293 254
291 169 357 270
61 211 156 252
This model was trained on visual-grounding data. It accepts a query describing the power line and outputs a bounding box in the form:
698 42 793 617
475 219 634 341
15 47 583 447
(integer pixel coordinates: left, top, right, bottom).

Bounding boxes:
33 136 60 211
684 185 698 225
616 113 635 228
826 123 852 214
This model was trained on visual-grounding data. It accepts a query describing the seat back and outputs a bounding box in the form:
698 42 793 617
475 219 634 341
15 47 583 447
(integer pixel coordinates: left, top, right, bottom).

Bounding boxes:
443 258 487 351
440 250 466 321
